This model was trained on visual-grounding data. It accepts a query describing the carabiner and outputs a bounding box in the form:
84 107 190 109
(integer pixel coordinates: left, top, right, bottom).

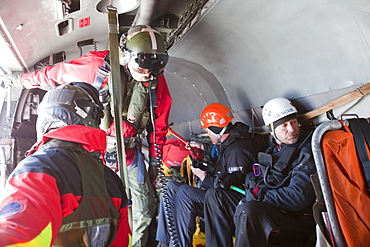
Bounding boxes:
253 163 262 177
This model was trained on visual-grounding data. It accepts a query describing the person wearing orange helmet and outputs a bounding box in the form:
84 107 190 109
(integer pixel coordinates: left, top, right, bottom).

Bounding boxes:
156 103 257 247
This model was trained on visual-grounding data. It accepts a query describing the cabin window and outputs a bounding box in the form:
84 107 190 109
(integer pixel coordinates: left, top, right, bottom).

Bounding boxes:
56 19 74 36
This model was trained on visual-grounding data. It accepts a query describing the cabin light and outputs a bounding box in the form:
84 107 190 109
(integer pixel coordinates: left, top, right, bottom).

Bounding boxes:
15 24 23 31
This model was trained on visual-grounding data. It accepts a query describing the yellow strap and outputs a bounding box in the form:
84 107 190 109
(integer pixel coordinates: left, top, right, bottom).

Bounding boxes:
161 162 172 176
7 222 52 247
193 217 206 245
180 155 196 187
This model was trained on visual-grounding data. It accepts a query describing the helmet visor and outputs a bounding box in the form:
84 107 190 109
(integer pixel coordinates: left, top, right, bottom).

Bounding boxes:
131 52 168 74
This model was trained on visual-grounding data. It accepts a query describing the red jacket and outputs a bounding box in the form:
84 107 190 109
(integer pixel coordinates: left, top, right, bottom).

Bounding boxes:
20 50 172 160
0 125 131 246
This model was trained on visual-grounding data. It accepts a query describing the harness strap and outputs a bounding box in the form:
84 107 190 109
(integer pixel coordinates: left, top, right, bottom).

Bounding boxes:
149 77 162 167
348 118 370 188
149 78 158 147
273 131 313 172
149 79 158 110
274 145 297 172
93 60 110 90
260 131 313 189
127 146 146 184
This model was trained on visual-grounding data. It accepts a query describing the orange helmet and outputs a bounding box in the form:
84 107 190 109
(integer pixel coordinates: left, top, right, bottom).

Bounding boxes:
200 103 234 129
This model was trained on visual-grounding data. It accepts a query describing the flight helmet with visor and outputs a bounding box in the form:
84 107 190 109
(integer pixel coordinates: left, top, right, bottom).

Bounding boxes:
120 25 168 80
36 83 104 139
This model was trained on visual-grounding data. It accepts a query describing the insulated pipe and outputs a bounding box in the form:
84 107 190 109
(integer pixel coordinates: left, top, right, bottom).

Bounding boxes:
132 0 158 26
311 120 346 247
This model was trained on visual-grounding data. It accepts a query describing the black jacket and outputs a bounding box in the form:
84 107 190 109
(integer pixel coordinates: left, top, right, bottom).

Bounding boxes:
262 133 316 213
200 122 257 190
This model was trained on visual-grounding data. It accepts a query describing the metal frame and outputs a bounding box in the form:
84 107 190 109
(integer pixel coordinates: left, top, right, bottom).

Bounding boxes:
311 119 347 247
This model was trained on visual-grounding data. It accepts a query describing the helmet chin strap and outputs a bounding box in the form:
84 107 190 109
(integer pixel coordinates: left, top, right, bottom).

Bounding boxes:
270 122 282 145
207 126 227 143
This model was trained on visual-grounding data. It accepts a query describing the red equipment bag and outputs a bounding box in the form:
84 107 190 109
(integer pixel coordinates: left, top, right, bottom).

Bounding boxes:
162 139 191 167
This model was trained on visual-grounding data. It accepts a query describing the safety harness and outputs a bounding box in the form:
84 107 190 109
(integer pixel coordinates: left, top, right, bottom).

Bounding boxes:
256 132 312 189
348 118 370 189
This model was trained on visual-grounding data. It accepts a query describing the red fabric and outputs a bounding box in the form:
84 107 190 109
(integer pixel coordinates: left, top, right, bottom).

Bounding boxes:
148 74 172 159
322 128 370 246
107 121 137 139
104 121 136 168
253 187 260 198
20 50 172 160
29 125 107 155
162 139 191 167
21 50 109 90
111 206 131 247
0 124 129 246
0 172 63 246
0 171 130 247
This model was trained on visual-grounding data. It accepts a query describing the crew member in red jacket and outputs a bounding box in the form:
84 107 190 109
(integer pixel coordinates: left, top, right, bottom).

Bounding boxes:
2 25 172 247
0 83 131 246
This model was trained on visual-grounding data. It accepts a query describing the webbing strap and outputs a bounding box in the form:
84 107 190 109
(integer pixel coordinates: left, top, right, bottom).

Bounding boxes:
274 145 297 172
93 61 110 90
348 118 370 188
107 6 132 228
149 78 158 124
149 77 160 167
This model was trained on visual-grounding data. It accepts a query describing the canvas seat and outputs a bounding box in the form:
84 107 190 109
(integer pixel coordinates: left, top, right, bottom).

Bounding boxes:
311 118 370 247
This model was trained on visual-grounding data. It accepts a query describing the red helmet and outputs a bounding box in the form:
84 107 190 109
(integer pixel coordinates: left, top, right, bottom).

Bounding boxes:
200 103 234 129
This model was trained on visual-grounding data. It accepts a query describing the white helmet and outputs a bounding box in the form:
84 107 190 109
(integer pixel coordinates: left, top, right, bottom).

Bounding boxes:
262 97 298 127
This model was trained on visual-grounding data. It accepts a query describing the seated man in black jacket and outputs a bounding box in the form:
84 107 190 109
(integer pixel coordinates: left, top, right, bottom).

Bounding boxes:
156 103 257 247
205 97 316 247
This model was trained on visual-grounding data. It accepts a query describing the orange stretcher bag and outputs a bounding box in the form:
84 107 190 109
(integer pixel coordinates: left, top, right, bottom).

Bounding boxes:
321 119 370 246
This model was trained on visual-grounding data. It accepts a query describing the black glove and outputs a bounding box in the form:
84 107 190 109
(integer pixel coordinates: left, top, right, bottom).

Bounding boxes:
214 172 238 189
244 172 259 190
193 160 214 172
